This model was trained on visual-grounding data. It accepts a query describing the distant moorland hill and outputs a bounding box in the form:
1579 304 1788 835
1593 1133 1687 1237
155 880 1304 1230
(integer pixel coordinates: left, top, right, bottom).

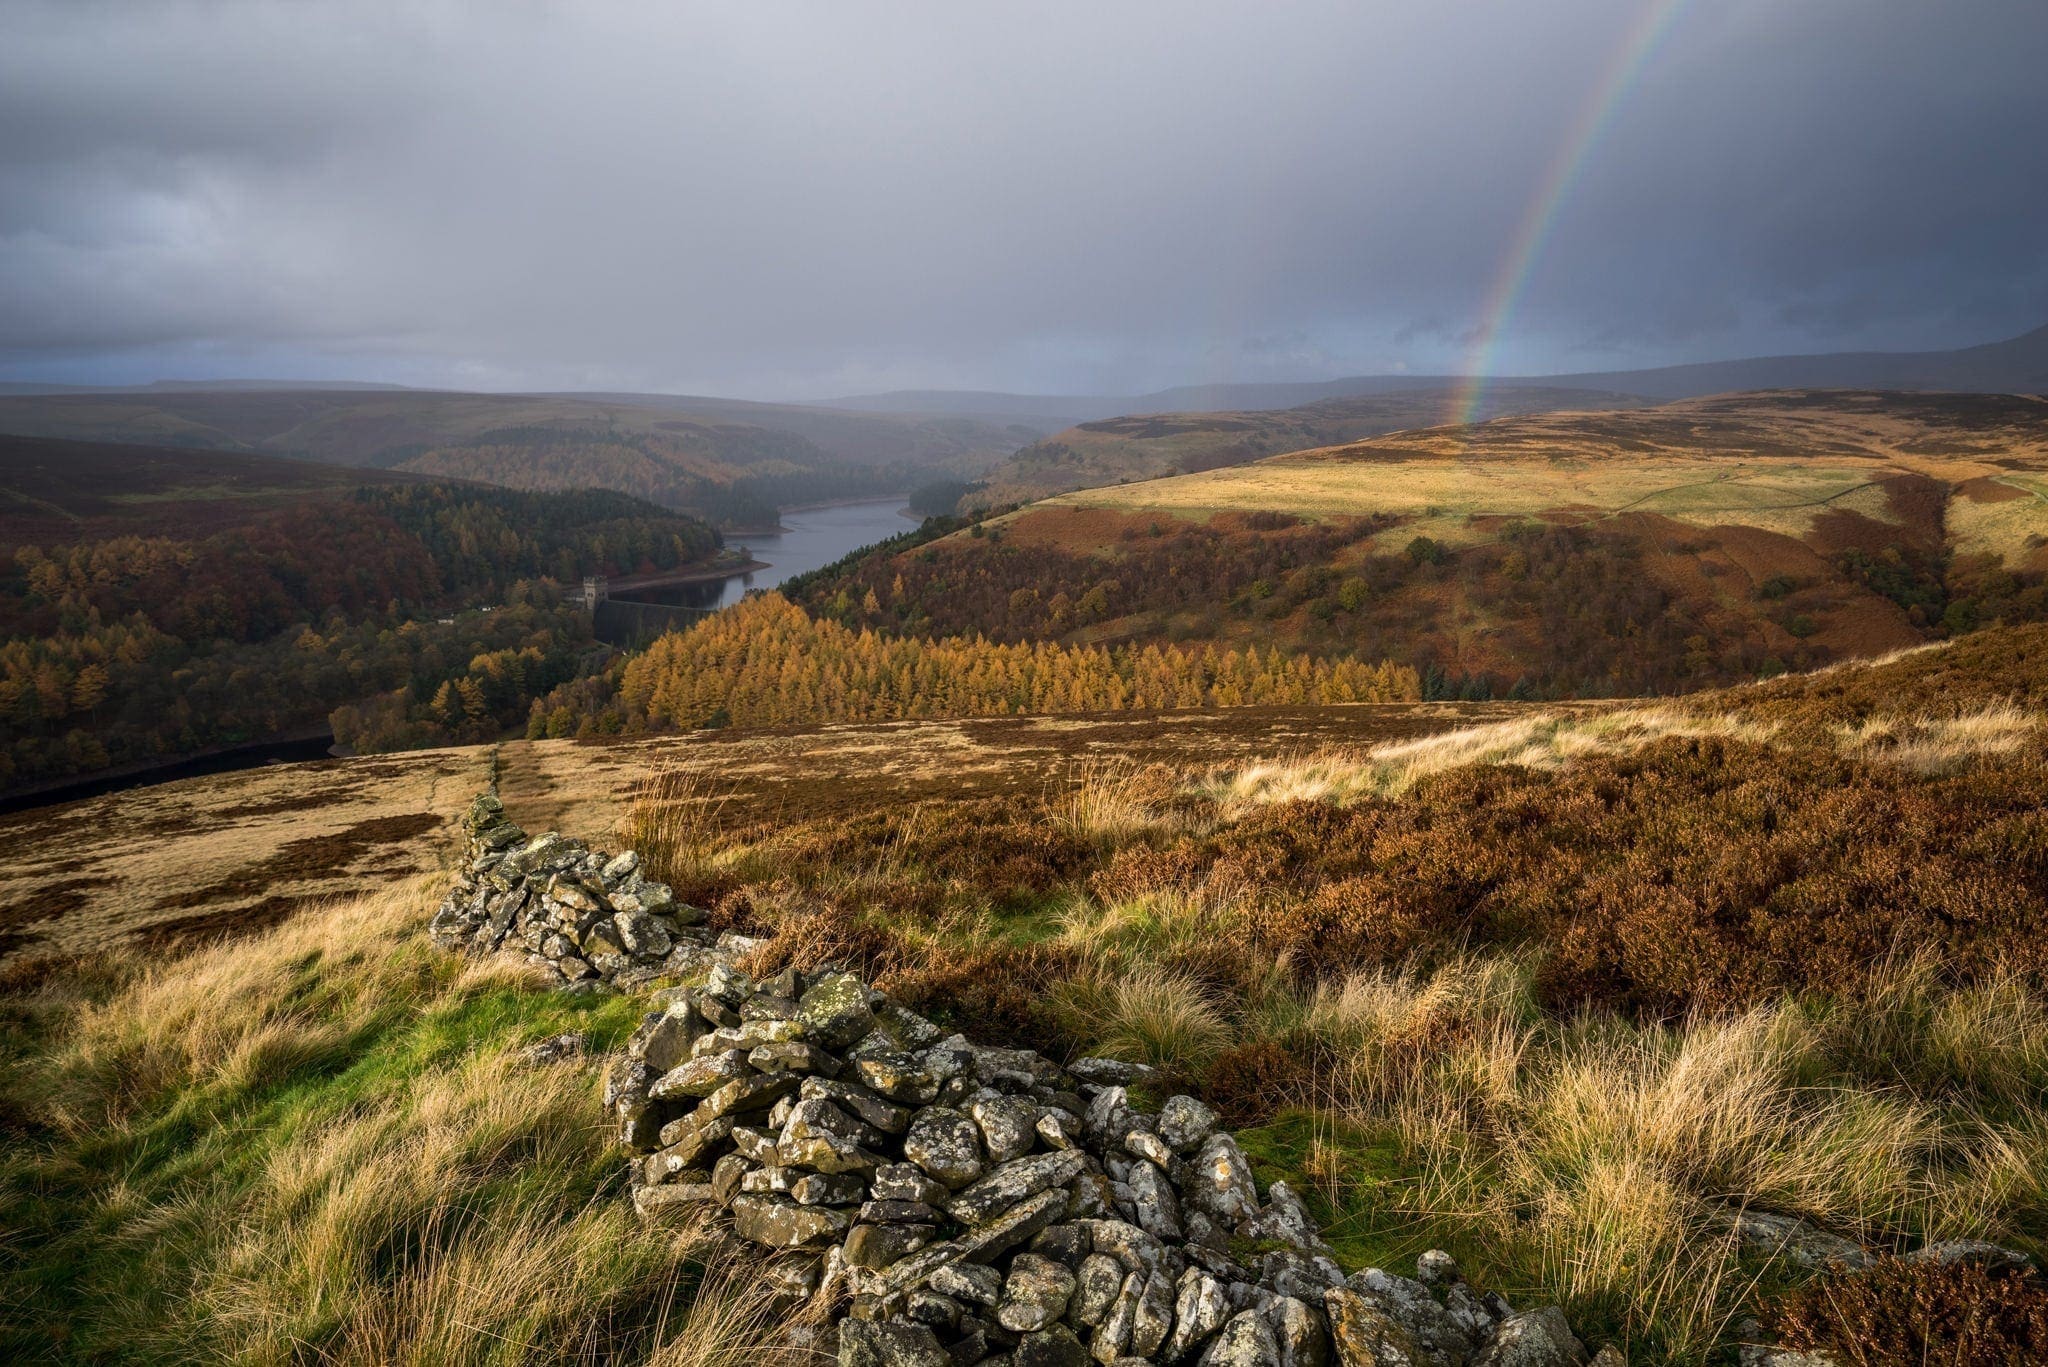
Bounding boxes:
0 433 435 547
969 385 1643 507
791 391 2048 697
829 319 2048 427
0 389 1034 530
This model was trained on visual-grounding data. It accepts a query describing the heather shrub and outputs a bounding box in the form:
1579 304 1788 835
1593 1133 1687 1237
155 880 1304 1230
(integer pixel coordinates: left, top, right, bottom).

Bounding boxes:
1769 1258 2048 1365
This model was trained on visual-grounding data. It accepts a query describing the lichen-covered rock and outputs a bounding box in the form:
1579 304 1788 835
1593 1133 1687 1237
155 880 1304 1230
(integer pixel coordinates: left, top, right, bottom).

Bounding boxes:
730 1192 852 1248
973 1093 1043 1164
1726 1210 1869 1271
1325 1287 1425 1367
999 1253 1079 1332
930 1260 1004 1306
950 1151 1087 1225
847 1222 940 1270
650 1049 750 1099
798 971 878 1049
903 1107 986 1190
1016 1324 1091 1367
1471 1306 1585 1367
1183 1133 1260 1226
838 1318 952 1367
1157 1096 1220 1155
1200 1311 1282 1366
1162 1268 1230 1363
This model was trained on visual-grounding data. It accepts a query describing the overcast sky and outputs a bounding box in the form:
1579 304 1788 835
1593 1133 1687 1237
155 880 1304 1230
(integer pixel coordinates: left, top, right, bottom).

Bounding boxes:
3 0 2045 398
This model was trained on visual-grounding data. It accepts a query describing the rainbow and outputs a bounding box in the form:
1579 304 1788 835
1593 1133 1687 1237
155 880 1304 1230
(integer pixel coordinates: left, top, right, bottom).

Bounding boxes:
1450 0 1692 429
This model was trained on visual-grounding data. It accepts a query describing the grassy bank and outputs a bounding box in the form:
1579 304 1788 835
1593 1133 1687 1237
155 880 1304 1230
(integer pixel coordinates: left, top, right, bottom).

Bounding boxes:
0 878 790 1365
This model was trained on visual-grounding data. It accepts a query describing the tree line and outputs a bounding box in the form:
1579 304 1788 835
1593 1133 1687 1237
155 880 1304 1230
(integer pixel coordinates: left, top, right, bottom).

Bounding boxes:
522 593 1419 738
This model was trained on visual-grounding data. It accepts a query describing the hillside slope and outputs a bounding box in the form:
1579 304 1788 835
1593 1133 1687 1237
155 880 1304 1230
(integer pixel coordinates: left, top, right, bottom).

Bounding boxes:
969 386 1642 507
0 433 435 546
795 391 2048 695
4 626 2045 1363
0 389 1031 529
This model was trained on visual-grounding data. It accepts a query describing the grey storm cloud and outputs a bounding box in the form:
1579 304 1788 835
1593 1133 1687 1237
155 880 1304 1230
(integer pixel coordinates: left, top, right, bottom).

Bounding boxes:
2 0 2045 396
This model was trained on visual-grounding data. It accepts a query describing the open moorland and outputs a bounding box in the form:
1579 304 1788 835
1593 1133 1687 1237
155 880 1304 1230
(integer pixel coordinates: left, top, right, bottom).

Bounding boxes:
0 433 437 546
970 386 1642 509
3 625 2045 1363
794 391 2048 696
0 388 1033 530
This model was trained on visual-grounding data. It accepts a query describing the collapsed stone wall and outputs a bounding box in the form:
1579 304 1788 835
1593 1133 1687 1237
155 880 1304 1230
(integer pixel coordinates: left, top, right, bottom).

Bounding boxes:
605 961 1601 1367
432 791 1598 1364
430 792 764 990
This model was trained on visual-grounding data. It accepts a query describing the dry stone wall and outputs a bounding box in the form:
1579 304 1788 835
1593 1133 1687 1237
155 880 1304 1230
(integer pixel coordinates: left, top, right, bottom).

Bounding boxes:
606 963 1601 1367
430 792 763 990
433 792 1600 1366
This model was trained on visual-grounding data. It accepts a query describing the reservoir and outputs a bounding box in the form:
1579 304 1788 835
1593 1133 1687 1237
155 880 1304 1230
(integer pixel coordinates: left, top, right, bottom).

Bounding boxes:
614 497 918 610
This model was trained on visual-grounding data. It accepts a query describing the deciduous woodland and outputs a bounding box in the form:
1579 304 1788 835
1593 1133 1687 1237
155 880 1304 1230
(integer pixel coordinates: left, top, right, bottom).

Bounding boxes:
0 484 720 787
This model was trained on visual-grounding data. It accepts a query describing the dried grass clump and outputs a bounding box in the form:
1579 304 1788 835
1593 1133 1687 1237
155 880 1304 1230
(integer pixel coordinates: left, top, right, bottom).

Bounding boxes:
1218 956 2046 1359
1053 965 1233 1074
1834 703 2041 775
1046 759 1192 847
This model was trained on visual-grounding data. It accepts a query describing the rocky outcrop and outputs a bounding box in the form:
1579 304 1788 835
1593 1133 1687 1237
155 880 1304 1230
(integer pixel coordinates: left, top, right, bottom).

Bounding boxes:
429 792 763 990
605 960 1591 1367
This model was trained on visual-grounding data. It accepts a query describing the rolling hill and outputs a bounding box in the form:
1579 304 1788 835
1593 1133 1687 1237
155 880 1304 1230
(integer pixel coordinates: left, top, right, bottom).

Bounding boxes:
967 385 1643 508
829 319 2048 427
0 389 1035 529
0 432 436 547
792 391 2048 696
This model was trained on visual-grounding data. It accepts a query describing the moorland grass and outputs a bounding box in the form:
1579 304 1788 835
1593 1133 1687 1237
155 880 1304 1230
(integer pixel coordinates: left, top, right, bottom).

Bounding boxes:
0 877 795 1365
7 629 2047 1363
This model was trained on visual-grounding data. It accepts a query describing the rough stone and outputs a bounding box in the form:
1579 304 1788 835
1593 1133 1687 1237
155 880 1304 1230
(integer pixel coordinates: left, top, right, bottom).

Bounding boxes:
729 1193 852 1248
1157 1096 1220 1155
1184 1134 1260 1226
1471 1306 1585 1367
929 1261 1005 1306
1015 1325 1091 1367
998 1254 1079 1332
1162 1269 1230 1363
847 1222 941 1270
751 1040 844 1076
1727 1211 1870 1272
799 971 879 1049
838 1319 952 1367
905 1107 987 1190
873 1162 955 1206
1325 1287 1425 1367
950 1151 1088 1225
973 1093 1044 1164
859 1052 944 1105
650 1049 750 1099
1198 1311 1281 1366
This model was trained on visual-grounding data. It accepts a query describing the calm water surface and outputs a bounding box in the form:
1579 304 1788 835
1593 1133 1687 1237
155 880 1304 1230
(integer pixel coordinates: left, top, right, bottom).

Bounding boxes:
624 498 918 609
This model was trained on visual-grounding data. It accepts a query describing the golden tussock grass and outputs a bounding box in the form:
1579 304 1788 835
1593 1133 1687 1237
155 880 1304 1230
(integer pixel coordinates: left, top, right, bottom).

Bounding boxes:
1198 707 1776 810
1833 702 2042 775
2 878 807 1364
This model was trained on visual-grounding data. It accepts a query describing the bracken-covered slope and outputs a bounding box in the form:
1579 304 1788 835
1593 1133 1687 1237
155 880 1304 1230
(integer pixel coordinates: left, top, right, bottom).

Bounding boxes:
798 391 2048 696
